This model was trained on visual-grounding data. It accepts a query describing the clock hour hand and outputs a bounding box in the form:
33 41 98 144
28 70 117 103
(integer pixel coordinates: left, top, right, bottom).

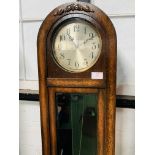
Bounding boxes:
66 33 74 41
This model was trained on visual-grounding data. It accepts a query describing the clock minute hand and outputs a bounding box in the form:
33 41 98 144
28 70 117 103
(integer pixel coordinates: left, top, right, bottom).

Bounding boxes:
84 35 96 44
79 35 96 47
66 33 78 48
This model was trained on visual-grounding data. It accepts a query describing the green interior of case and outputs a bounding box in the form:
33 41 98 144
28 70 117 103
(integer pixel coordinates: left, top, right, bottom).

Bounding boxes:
56 93 97 155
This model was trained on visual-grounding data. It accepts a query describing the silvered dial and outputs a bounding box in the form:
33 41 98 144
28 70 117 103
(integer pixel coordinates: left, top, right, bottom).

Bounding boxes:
52 19 102 72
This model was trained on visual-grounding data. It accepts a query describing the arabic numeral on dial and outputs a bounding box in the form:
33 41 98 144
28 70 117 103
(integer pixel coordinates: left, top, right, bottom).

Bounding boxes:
66 28 70 34
74 25 80 32
67 59 71 65
84 58 88 66
91 52 94 59
75 62 79 68
60 35 65 41
98 44 100 48
89 33 94 38
84 27 87 34
92 42 97 49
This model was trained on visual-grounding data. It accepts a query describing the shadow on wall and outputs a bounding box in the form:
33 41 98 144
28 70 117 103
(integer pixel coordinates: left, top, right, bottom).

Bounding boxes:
116 49 135 95
117 49 126 94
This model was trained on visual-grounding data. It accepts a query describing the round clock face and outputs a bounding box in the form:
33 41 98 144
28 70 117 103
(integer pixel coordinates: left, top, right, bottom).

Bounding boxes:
52 19 102 73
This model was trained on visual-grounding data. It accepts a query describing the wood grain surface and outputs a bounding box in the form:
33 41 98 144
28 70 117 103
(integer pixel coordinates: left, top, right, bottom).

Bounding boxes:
37 2 117 155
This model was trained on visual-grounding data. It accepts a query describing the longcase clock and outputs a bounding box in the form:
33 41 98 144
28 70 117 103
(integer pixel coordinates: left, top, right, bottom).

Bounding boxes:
37 2 117 155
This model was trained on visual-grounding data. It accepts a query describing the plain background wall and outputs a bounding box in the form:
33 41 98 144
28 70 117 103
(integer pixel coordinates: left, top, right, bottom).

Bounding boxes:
19 0 135 155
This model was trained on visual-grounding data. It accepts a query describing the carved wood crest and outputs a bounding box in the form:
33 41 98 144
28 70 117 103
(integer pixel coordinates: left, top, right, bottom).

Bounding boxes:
54 3 94 16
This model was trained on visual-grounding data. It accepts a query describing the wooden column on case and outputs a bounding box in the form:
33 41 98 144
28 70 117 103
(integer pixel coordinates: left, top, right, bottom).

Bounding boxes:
37 2 117 155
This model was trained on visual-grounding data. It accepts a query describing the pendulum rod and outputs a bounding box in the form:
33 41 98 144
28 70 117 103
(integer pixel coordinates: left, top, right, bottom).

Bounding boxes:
78 99 84 155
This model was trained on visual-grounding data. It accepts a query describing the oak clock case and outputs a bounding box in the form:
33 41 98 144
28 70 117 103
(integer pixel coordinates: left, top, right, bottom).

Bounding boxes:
37 2 117 155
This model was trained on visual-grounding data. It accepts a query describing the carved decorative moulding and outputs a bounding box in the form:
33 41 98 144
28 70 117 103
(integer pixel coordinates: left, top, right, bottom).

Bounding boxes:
54 3 94 16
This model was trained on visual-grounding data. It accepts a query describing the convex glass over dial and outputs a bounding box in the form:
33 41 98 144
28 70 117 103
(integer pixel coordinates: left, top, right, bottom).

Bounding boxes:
52 19 102 72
